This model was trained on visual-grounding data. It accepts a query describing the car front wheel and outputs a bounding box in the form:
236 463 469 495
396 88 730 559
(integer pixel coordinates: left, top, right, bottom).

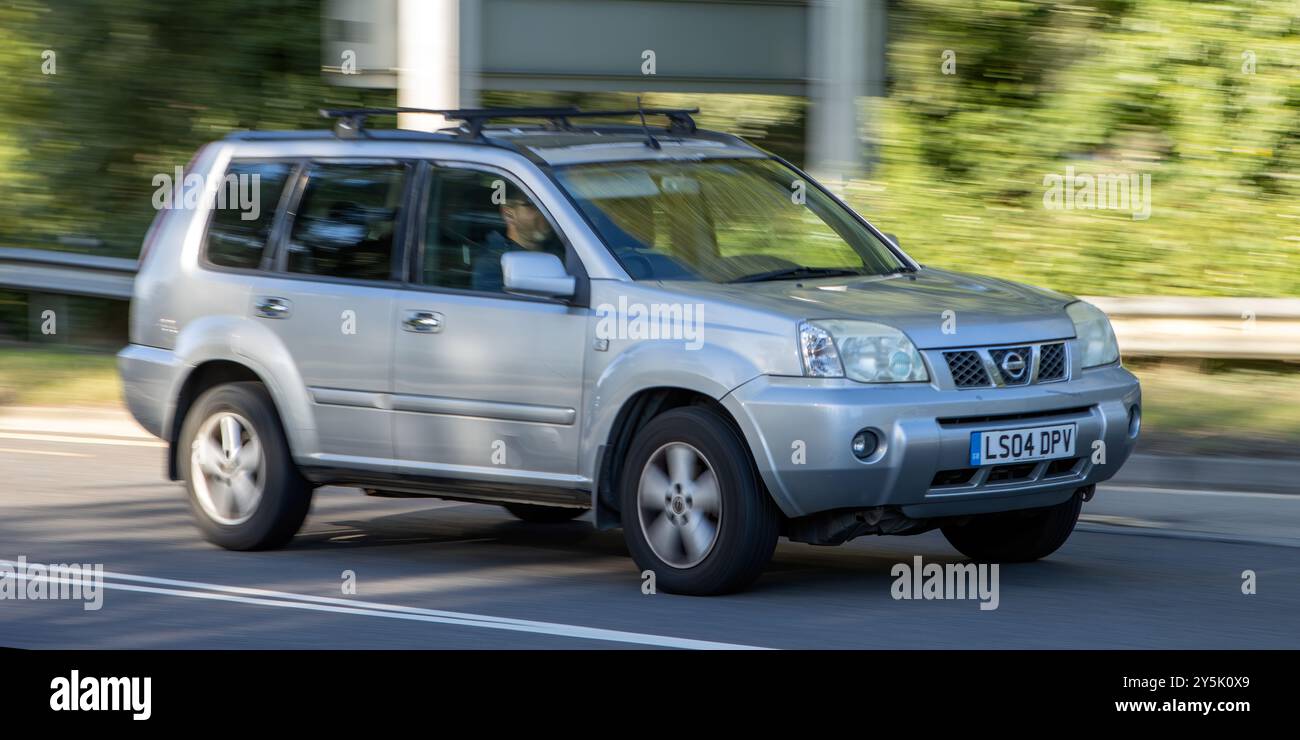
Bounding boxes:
940 490 1083 562
619 406 781 595
179 382 312 551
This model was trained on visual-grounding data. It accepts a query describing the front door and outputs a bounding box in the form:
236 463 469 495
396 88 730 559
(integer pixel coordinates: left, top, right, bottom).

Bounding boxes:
391 164 588 487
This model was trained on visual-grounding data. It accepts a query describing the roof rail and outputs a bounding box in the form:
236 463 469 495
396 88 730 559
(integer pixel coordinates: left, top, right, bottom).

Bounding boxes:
318 106 699 140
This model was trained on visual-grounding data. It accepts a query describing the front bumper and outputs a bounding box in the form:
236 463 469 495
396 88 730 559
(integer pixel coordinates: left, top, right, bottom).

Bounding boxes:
722 364 1140 519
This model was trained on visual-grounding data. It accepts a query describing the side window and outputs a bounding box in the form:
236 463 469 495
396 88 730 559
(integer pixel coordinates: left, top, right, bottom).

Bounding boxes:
421 168 565 293
204 161 292 269
285 163 406 281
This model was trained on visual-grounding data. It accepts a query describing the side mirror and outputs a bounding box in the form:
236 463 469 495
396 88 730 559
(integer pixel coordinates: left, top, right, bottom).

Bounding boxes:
883 232 901 247
502 251 575 299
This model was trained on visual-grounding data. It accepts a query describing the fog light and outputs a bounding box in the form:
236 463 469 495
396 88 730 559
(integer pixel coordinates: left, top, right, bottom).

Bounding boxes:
851 430 879 459
1128 405 1142 438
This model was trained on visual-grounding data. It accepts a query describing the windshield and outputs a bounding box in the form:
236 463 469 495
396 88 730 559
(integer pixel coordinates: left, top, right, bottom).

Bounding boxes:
552 158 905 282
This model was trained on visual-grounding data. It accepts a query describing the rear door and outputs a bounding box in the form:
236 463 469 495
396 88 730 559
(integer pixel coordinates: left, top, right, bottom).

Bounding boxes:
246 160 411 468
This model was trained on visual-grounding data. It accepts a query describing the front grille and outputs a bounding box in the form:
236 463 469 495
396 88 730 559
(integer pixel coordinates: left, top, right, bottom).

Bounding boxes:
944 351 990 388
937 405 1093 427
986 462 1038 483
941 341 1070 388
1038 342 1066 381
1044 456 1083 478
928 456 1088 493
989 346 1032 385
931 468 978 487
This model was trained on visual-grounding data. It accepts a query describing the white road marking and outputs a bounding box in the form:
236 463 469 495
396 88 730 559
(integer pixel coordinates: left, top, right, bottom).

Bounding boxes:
1079 514 1169 529
0 563 766 650
0 447 91 458
1075 522 1300 549
0 432 165 448
1099 484 1300 500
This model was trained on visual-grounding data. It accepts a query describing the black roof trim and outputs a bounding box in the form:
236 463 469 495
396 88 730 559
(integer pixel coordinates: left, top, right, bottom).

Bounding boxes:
220 107 758 163
488 123 751 150
224 129 458 142
318 105 701 140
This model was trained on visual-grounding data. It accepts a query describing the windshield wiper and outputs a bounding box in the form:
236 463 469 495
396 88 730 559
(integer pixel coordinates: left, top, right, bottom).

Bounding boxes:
726 266 867 284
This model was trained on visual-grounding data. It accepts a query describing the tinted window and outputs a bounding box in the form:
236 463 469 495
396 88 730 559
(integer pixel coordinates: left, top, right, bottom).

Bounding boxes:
204 161 291 269
285 163 406 280
421 168 564 293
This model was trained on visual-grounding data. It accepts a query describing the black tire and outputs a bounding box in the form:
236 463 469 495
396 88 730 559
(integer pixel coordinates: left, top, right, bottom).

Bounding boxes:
940 491 1083 562
503 503 586 523
178 382 312 551
619 406 781 595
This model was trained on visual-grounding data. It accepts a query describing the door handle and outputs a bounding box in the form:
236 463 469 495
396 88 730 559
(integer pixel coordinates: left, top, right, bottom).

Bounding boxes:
402 310 443 333
254 297 291 319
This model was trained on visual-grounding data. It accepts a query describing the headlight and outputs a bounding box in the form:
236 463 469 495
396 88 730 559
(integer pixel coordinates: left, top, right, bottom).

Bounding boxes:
799 321 843 378
1066 301 1120 367
799 320 928 383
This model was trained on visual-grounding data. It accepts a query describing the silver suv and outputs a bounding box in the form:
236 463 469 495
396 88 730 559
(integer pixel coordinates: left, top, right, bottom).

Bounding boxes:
118 107 1141 595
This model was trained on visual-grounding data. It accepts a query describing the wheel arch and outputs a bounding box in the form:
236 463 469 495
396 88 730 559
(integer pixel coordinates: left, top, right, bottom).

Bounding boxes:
591 385 763 529
166 359 289 481
164 314 320 480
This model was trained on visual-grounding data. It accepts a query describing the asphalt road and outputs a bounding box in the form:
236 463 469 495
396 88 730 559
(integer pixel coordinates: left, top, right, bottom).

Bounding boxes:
1 427 1297 649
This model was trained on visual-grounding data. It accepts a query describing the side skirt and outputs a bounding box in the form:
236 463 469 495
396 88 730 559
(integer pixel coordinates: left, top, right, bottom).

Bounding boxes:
298 466 591 509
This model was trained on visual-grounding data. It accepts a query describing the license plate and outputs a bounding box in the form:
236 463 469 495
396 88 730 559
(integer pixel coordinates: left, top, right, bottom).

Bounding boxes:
969 423 1076 466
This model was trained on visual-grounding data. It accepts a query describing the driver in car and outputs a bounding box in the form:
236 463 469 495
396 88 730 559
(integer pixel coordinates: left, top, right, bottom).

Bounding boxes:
472 185 565 292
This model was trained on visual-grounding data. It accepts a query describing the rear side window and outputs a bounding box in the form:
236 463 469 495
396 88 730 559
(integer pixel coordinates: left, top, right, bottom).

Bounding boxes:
204 161 292 269
285 163 407 281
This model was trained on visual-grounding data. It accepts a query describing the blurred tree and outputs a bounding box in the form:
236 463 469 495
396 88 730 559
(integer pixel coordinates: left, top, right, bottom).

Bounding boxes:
871 0 1300 296
0 0 392 255
0 0 1296 297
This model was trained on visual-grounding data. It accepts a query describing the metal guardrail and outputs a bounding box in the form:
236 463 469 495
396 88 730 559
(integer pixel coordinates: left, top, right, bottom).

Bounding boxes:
1 246 1294 360
0 247 136 300
1084 296 1300 361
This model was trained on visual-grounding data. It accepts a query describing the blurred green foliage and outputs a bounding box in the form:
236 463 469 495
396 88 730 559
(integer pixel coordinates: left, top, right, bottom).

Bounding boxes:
0 344 121 405
864 0 1300 297
0 0 391 252
1 0 1297 296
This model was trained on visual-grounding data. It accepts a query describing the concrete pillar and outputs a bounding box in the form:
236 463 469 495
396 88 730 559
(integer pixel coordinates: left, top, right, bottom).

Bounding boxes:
397 0 461 131
807 0 870 185
459 0 481 109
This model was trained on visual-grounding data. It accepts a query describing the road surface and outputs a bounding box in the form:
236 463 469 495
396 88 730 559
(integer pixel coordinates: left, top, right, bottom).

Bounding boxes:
1 416 1296 649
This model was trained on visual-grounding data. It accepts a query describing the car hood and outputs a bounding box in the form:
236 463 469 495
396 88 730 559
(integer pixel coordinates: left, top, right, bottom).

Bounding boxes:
661 268 1078 349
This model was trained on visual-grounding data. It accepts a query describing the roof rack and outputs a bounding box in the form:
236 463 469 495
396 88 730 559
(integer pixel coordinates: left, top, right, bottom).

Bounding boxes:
318 106 699 140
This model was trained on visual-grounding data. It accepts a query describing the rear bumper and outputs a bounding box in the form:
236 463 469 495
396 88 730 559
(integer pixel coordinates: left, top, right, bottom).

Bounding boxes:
116 343 183 440
722 365 1141 519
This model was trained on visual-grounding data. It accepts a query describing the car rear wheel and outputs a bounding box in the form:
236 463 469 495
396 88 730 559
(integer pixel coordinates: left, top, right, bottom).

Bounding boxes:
940 490 1083 562
503 503 586 523
619 406 780 595
179 382 312 551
